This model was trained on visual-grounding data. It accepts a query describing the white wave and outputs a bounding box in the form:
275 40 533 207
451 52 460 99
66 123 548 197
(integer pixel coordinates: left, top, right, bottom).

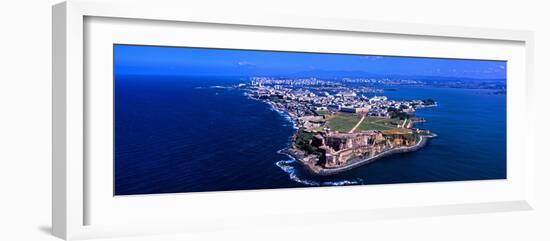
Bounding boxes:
275 160 321 186
275 159 364 186
265 103 298 130
210 85 228 89
321 179 364 186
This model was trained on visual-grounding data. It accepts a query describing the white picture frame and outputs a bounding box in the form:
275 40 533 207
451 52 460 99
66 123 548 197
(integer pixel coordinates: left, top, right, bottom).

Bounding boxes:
52 1 536 240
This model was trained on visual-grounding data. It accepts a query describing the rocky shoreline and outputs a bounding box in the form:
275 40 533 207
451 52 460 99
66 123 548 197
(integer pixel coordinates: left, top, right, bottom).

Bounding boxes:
288 133 437 176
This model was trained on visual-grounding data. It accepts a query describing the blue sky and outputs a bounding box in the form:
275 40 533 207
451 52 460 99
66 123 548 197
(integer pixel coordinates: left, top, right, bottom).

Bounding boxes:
114 44 506 79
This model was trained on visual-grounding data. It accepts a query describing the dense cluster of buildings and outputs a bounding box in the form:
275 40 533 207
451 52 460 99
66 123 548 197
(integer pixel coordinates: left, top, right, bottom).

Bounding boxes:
247 78 435 125
250 77 341 87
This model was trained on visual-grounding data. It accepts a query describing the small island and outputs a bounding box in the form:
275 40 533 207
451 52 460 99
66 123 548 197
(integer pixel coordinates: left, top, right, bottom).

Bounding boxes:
242 77 438 176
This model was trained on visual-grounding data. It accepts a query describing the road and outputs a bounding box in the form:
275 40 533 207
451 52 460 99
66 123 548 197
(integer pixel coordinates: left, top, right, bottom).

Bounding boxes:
349 114 366 133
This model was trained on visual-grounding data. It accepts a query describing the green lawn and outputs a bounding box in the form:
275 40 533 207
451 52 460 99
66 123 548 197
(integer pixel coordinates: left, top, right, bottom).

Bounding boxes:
325 113 362 132
355 117 401 132
326 113 403 133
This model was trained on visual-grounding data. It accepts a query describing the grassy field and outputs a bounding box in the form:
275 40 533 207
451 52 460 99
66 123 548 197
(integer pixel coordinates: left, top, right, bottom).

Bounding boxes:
325 113 362 132
325 113 403 133
355 117 401 132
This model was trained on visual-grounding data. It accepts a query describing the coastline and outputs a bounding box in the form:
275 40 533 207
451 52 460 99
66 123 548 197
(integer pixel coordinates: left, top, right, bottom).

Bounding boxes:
290 133 436 176
254 97 299 131
271 109 437 176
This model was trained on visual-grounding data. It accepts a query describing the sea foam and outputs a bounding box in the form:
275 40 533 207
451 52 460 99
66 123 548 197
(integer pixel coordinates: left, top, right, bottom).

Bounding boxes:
275 159 364 186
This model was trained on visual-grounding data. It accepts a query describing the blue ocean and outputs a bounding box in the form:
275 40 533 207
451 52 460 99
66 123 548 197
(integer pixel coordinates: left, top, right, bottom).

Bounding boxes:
114 75 506 195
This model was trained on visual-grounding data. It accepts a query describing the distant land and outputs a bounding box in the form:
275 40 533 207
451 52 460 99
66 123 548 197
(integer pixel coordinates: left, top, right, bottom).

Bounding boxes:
117 72 505 84
284 69 506 82
118 72 506 91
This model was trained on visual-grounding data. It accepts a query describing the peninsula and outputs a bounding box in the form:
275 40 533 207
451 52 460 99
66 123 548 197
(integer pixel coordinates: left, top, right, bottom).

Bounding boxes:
241 77 438 176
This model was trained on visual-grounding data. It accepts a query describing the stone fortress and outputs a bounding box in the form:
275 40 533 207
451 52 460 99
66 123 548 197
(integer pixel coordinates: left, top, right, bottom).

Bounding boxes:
312 130 418 168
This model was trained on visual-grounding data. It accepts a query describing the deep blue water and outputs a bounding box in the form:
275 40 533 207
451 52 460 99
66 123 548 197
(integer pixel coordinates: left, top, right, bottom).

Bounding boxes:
114 75 506 195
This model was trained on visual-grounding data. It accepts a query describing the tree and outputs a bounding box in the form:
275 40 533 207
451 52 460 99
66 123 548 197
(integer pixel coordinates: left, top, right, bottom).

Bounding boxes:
390 111 409 120
294 129 319 154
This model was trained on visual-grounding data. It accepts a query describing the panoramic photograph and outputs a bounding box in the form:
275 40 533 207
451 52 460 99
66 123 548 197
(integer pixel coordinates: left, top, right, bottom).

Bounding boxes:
114 44 507 195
